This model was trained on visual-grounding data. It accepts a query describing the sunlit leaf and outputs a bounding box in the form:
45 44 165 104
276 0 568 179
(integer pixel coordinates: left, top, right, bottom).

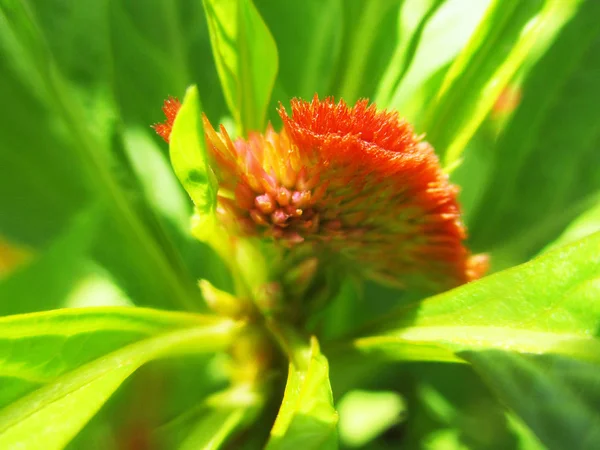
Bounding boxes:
469 0 600 268
266 337 338 450
202 0 278 134
334 0 401 104
255 0 343 101
375 0 445 107
0 307 237 450
425 0 550 167
383 0 492 124
346 232 600 362
169 85 218 218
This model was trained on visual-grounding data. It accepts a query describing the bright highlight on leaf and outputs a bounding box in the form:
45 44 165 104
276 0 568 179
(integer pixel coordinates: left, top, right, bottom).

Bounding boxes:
202 0 279 134
0 308 238 450
266 337 338 449
345 231 600 363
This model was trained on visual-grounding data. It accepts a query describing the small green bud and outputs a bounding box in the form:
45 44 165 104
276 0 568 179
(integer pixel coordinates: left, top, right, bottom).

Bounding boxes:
199 279 248 319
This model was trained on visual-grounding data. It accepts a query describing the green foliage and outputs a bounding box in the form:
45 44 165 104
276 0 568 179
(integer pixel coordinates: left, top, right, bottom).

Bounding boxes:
169 86 218 219
333 231 600 445
0 308 237 449
347 231 600 362
202 0 278 134
425 0 546 166
469 0 600 268
255 0 343 101
464 351 600 449
1 0 600 448
266 337 338 450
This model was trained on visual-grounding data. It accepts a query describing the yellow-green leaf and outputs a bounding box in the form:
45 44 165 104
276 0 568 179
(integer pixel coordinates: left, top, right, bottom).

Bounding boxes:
202 0 278 135
0 307 237 450
267 337 338 450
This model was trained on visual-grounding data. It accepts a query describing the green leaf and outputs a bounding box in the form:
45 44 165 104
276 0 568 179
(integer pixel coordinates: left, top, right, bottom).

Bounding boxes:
109 0 191 127
469 0 600 267
506 413 545 450
0 206 99 315
463 351 600 449
0 1 208 310
375 0 445 107
345 232 600 363
120 126 234 294
382 0 492 124
0 307 237 450
202 0 278 135
168 84 250 295
334 0 402 104
424 0 549 166
169 85 218 218
266 337 339 450
254 0 343 100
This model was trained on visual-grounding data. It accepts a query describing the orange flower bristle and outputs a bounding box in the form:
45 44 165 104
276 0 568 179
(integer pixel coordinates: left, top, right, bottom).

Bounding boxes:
154 95 485 290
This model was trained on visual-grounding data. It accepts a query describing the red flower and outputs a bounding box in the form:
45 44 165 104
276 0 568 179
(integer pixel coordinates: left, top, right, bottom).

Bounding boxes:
153 97 181 143
154 95 486 290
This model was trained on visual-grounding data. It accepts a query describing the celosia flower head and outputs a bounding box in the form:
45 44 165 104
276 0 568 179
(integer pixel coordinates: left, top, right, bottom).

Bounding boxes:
155 96 485 290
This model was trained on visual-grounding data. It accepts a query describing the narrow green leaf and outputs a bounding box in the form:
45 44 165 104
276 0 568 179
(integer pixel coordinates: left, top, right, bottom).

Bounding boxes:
469 0 600 267
506 413 545 450
0 1 206 310
346 232 600 363
202 0 278 135
168 85 266 296
375 0 444 107
254 0 343 100
463 351 600 449
384 0 492 123
109 0 191 127
335 0 401 104
425 0 550 166
0 206 99 315
169 85 218 218
266 337 339 450
0 307 237 450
